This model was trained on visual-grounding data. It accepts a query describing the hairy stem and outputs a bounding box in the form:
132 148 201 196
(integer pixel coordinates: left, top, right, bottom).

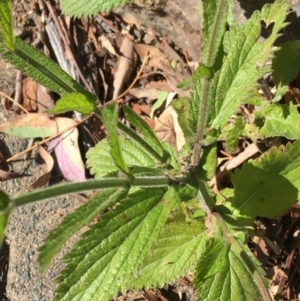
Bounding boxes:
192 0 227 167
12 176 171 207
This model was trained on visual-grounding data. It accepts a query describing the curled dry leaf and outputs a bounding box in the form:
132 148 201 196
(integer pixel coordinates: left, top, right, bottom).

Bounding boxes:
36 84 55 113
28 146 54 189
113 36 136 99
99 35 117 56
0 152 19 180
154 106 186 151
0 169 19 180
210 143 261 193
22 77 38 112
48 118 85 182
134 43 191 97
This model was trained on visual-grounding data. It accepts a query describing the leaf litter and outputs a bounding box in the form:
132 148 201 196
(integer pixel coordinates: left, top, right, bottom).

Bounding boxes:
3 1 300 301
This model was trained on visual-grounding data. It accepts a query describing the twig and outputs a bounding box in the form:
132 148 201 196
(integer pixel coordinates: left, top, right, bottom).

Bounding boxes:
0 90 29 114
14 70 23 108
43 0 94 93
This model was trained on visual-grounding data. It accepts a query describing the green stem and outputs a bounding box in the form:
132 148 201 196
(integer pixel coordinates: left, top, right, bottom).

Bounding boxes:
192 0 227 167
192 78 210 166
12 176 170 207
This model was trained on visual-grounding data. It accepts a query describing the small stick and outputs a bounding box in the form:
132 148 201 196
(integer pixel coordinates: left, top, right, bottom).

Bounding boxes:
43 0 94 93
0 90 29 114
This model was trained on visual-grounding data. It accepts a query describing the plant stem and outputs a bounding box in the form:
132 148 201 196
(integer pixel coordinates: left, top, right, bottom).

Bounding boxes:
192 78 210 166
12 176 170 207
192 0 227 167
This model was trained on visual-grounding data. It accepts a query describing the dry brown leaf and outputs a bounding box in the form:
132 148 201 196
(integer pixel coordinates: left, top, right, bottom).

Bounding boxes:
129 86 162 100
134 44 190 97
0 113 54 138
210 143 261 193
154 106 185 151
225 143 261 170
22 77 38 112
28 145 54 188
113 36 136 99
134 43 172 72
162 72 191 97
132 103 151 116
0 113 80 139
36 84 55 113
0 169 19 180
99 35 117 56
149 80 173 92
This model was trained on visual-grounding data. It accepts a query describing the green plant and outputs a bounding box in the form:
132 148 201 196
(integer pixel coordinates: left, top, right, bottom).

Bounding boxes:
1 0 300 300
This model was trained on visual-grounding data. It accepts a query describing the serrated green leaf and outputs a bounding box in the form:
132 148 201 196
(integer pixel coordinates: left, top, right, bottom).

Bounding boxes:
60 0 127 17
198 143 217 181
52 92 96 115
251 139 300 198
201 0 228 69
272 40 300 102
219 117 245 152
195 236 271 301
123 105 169 161
259 103 300 139
177 179 198 201
172 97 197 144
2 36 95 98
54 187 176 301
225 145 299 225
130 220 207 290
210 1 290 129
102 102 129 174
0 0 14 50
86 137 157 178
38 187 128 271
117 121 167 163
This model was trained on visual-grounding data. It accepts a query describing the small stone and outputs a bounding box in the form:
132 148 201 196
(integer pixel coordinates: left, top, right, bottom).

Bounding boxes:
22 270 30 281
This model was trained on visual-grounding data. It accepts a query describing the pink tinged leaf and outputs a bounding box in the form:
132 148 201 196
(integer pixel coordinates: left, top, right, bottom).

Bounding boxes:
48 127 85 182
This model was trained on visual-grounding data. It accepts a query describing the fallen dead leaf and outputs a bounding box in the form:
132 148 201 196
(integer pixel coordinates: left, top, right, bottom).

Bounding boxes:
129 86 162 100
154 106 185 151
0 169 19 180
22 77 38 112
36 84 55 113
28 145 54 188
210 143 261 195
113 36 136 99
48 118 85 182
0 113 80 139
99 34 117 56
132 103 151 116
0 113 54 138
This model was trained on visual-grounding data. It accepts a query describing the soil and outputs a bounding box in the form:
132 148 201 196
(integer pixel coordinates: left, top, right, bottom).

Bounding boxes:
1 1 300 301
